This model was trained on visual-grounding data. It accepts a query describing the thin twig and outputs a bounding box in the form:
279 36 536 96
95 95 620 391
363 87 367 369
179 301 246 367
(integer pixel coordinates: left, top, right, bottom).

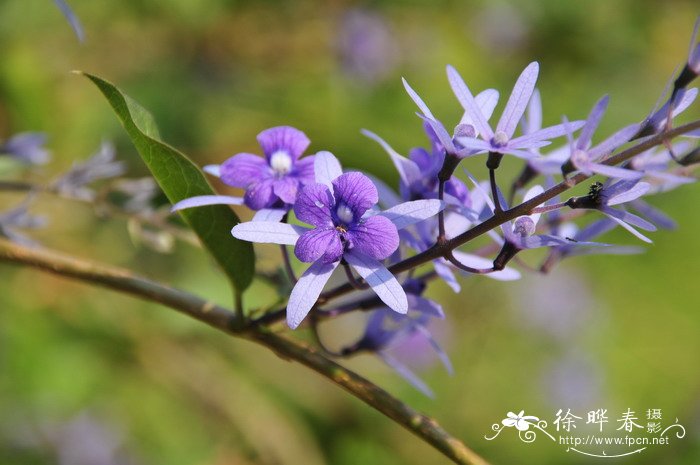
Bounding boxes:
0 238 489 465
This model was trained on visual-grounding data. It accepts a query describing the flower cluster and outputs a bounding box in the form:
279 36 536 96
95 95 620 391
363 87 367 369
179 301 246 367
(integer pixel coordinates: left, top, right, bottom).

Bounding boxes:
173 41 700 393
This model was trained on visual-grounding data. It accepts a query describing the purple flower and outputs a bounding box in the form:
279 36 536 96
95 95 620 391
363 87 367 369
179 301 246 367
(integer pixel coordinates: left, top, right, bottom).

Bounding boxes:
172 126 316 215
51 142 125 201
563 96 641 180
0 132 51 165
53 0 84 42
231 151 444 328
565 180 657 243
629 142 696 193
0 200 47 247
636 87 698 138
446 63 584 159
347 279 451 397
398 79 500 159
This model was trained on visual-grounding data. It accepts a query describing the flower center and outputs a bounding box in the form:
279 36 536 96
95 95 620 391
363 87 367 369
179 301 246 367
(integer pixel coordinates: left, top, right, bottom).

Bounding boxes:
336 203 354 225
513 216 536 237
571 149 589 168
269 150 292 175
492 130 509 148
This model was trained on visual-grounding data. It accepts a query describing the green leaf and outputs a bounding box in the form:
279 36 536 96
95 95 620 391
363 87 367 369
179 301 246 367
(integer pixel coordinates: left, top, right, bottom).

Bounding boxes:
81 72 254 291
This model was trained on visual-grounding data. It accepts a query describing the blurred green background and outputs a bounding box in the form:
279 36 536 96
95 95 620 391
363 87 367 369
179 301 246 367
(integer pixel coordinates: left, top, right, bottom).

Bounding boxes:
1 1 699 464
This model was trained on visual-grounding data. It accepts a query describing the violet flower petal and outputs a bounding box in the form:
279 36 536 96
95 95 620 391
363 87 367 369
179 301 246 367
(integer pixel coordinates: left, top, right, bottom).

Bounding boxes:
295 227 343 263
287 260 340 329
243 178 277 210
294 183 335 227
450 250 521 281
332 172 378 219
220 153 269 188
345 251 408 314
601 207 656 231
347 215 399 260
257 126 310 161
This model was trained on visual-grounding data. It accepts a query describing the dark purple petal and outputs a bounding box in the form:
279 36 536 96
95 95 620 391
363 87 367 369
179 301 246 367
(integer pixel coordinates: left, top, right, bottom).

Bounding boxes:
220 153 269 188
272 177 300 205
347 215 399 260
294 227 343 263
332 172 378 219
243 178 277 210
257 126 310 161
294 183 335 227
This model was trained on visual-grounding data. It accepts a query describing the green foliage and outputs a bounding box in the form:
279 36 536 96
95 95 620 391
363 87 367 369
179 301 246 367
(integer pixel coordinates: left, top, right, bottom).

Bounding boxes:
82 73 254 292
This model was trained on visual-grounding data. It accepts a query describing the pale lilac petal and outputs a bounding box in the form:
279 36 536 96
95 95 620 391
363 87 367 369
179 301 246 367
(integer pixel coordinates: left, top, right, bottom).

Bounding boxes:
589 124 640 159
348 215 399 260
601 207 656 231
511 121 585 147
414 325 453 375
294 183 335 227
522 235 571 249
54 0 84 42
446 65 494 139
295 227 343 263
417 115 457 153
244 179 277 210
220 153 269 187
287 260 340 329
588 162 642 180
203 164 221 177
171 195 243 212
380 200 444 230
252 208 287 222
314 150 343 189
505 148 540 160
603 212 653 243
332 172 378 219
451 250 521 281
402 78 437 120
607 181 650 205
577 95 609 150
407 295 444 318
379 353 434 398
232 221 307 245
475 89 500 122
630 200 676 229
497 62 539 138
523 185 544 226
453 136 492 152
522 88 541 134
345 251 408 314
434 259 461 292
362 129 422 188
257 126 310 161
365 174 401 208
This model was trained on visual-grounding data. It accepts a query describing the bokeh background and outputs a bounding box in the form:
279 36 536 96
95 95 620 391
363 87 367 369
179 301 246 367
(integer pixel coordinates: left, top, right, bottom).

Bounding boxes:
1 1 699 464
